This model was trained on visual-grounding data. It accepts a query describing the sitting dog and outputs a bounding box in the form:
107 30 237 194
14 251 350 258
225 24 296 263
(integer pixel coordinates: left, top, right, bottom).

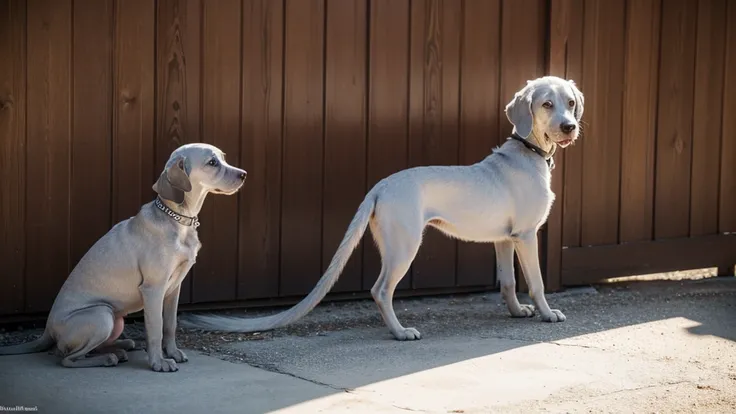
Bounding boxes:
0 143 246 372
180 76 584 341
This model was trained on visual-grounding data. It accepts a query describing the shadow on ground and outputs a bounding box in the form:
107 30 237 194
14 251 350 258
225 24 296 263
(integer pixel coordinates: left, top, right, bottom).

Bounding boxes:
0 277 734 413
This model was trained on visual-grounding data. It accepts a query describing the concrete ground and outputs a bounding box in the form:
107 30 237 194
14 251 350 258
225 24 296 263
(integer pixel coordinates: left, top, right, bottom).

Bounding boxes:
0 277 734 413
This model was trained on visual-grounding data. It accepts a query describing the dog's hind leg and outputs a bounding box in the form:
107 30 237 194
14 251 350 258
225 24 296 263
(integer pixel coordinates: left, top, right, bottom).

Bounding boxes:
370 219 423 341
56 307 120 368
495 240 535 318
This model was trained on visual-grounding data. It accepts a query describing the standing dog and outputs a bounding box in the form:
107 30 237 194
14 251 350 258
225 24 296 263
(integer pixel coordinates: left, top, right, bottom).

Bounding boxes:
181 76 584 341
0 144 247 371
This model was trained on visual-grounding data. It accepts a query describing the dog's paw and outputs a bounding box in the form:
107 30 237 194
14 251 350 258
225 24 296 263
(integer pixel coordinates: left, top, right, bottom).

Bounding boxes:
393 327 422 341
104 353 120 367
510 304 536 318
541 309 566 323
164 347 188 363
111 349 129 363
150 357 179 373
116 339 137 351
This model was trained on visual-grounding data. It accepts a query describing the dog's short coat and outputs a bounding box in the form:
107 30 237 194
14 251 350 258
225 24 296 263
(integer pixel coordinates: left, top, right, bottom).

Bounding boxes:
180 76 584 341
0 143 247 371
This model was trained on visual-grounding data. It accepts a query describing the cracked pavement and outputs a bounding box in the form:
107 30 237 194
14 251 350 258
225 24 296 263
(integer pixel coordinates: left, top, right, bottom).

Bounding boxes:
0 277 734 413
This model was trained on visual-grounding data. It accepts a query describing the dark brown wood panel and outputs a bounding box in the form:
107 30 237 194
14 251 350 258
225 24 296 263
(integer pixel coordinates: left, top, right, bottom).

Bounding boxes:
579 0 625 246
25 0 72 312
561 235 736 285
618 0 660 243
0 0 26 315
409 0 461 290
238 0 284 300
561 0 584 249
156 0 203 304
456 0 501 287
280 0 325 297
363 0 411 291
71 0 113 272
690 0 727 237
322 0 367 293
720 1 736 234
112 0 155 224
194 0 241 303
654 0 697 240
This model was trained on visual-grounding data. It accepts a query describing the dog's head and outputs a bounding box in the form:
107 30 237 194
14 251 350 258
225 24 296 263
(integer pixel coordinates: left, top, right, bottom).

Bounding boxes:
504 76 584 149
152 143 247 204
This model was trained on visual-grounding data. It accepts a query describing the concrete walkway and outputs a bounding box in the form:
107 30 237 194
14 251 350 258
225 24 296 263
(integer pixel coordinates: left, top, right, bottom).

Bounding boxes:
0 278 734 413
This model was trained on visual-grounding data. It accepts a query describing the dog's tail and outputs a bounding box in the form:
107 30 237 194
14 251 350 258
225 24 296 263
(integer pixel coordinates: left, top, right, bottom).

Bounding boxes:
0 329 54 355
178 191 378 333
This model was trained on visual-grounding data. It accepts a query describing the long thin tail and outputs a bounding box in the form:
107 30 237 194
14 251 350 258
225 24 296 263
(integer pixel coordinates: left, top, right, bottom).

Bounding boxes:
0 329 54 355
179 192 377 333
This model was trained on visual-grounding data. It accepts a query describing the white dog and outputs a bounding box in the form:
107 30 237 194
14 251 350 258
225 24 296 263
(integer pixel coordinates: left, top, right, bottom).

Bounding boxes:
180 76 584 341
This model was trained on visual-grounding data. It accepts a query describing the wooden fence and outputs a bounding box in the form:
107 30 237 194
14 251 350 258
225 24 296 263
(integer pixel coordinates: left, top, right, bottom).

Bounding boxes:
0 0 734 318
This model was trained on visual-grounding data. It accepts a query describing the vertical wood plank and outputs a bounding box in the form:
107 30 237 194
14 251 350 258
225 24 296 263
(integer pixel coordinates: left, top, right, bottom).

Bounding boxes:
456 0 501 287
654 0 697 239
0 0 26 315
71 0 113 271
322 0 367 293
25 0 72 312
280 0 325 297
363 0 411 291
561 0 585 249
194 0 242 302
619 0 660 243
580 0 625 246
156 0 202 303
720 1 736 233
690 0 726 237
239 0 283 300
113 0 155 224
408 0 461 290
500 0 546 292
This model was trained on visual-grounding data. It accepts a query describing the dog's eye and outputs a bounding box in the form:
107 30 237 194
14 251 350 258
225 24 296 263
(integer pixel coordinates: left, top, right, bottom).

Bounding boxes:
207 159 219 167
542 101 553 109
568 99 575 108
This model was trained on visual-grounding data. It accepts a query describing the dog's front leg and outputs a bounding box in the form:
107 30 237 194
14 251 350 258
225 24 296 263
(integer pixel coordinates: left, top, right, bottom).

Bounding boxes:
140 283 179 372
495 240 535 318
163 283 187 363
513 231 566 323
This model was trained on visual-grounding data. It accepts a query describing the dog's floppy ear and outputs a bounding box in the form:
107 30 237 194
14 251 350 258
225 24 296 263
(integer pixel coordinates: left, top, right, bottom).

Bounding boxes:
504 83 534 139
152 156 192 204
568 79 584 121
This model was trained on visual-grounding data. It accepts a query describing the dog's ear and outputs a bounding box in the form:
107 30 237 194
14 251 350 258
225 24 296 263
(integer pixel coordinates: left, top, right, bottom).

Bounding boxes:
504 84 534 139
568 79 584 121
152 156 192 204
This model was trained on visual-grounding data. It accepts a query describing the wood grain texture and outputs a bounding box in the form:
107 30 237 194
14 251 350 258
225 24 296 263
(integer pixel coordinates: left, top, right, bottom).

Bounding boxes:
560 0 585 249
71 0 113 273
156 0 202 303
619 0 660 243
238 0 283 300
654 0 697 239
25 0 72 312
0 0 26 315
409 0 461 290
112 0 155 224
690 0 726 237
363 0 411 291
194 0 242 303
720 0 736 234
322 0 367 293
456 0 500 287
580 0 625 247
280 0 325 297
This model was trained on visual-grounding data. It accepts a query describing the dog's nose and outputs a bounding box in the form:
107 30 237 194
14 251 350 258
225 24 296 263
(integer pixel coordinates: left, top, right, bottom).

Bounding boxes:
561 123 576 134
239 171 247 181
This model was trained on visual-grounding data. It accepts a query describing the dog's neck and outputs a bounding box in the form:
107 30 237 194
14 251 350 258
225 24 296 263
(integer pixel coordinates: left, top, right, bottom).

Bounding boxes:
509 131 556 170
155 188 209 228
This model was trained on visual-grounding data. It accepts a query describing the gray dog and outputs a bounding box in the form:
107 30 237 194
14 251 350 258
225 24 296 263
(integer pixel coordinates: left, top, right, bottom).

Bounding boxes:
0 143 246 372
180 76 584 341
